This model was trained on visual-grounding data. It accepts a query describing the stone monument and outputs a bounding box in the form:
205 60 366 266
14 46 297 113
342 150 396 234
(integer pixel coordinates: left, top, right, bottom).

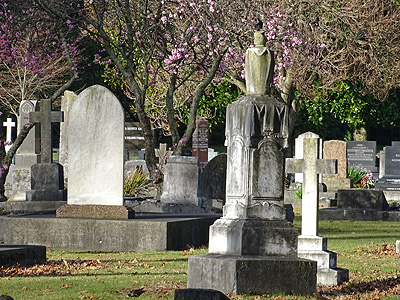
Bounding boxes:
286 137 349 285
26 99 66 201
192 117 209 167
59 90 78 189
6 101 39 200
187 27 316 295
56 85 133 219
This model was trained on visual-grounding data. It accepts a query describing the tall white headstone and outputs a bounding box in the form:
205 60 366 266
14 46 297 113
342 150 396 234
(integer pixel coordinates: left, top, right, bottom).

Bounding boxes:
67 85 124 205
294 131 322 183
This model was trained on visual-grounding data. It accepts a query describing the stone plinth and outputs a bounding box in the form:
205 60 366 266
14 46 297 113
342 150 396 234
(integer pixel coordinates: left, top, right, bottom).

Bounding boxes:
297 236 349 285
188 254 316 295
56 204 134 219
161 156 201 206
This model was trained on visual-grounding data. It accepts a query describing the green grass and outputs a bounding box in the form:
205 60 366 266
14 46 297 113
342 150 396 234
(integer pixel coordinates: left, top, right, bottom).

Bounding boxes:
2 219 400 299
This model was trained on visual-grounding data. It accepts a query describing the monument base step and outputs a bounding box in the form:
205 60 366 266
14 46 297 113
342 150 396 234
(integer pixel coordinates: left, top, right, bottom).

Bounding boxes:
318 208 400 221
56 204 135 219
0 245 46 267
317 267 349 286
0 201 66 215
187 254 316 295
26 190 67 202
1 213 219 251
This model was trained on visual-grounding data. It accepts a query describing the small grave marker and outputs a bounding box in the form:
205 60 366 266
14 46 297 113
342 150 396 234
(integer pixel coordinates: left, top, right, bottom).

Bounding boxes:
192 117 209 166
2 117 15 153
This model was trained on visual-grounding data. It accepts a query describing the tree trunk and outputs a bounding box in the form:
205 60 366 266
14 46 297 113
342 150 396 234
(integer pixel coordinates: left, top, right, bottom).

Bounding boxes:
353 124 368 141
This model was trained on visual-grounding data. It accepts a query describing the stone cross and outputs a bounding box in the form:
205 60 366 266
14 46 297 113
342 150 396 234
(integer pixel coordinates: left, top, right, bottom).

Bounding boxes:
286 138 337 236
3 117 15 152
29 99 63 164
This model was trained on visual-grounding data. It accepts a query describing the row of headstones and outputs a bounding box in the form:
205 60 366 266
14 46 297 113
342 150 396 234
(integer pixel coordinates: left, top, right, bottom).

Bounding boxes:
295 132 400 191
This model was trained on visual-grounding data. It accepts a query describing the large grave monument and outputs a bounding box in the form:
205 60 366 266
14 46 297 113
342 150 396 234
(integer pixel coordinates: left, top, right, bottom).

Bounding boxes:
187 27 316 295
286 137 349 285
26 99 66 202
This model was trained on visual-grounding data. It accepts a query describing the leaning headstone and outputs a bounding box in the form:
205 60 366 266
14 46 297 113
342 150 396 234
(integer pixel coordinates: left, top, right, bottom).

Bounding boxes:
286 137 349 285
160 156 201 206
6 101 39 200
323 140 351 189
294 131 321 183
26 99 66 202
192 117 209 166
56 85 133 219
2 117 15 153
59 90 78 189
347 141 378 173
187 28 316 296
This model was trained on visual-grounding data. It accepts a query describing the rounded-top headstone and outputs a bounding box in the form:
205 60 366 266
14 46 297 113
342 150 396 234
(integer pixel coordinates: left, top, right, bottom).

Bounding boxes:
67 85 124 205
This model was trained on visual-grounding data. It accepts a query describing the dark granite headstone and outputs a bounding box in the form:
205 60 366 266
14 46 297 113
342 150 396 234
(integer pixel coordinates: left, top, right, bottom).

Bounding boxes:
375 145 400 191
174 289 229 300
347 141 377 173
200 154 227 208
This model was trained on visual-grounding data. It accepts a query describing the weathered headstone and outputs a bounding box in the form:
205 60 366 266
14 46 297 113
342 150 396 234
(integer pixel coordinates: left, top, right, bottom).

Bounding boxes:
286 137 349 285
26 99 66 201
187 29 316 296
294 131 321 183
6 101 40 200
2 117 15 153
347 141 377 173
59 90 78 189
323 140 351 189
56 85 133 219
192 117 209 166
199 154 226 210
124 122 145 158
160 156 201 206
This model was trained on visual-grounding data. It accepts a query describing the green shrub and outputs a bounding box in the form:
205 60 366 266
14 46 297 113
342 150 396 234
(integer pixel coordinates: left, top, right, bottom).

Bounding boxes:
347 166 368 186
294 182 302 199
124 167 150 196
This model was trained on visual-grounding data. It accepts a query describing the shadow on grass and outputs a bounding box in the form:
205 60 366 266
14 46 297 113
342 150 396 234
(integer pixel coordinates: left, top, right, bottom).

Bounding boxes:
319 276 400 297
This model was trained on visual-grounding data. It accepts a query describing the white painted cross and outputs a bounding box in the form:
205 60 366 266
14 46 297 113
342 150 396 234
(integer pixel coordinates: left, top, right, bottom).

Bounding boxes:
3 117 15 153
286 138 337 236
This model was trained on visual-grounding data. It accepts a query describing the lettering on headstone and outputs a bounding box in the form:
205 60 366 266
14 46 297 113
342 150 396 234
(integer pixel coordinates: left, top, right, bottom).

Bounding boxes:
192 117 209 165
346 141 377 172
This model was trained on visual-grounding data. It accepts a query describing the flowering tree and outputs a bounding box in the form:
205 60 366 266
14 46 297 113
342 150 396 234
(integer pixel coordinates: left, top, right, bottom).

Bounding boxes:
0 0 79 201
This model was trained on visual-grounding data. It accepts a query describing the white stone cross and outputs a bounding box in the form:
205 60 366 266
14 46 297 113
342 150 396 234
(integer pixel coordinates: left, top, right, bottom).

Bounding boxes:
286 138 337 236
3 117 15 153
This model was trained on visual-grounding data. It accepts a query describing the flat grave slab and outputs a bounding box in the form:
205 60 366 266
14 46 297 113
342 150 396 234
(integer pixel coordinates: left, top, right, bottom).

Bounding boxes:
0 245 46 267
1 213 219 252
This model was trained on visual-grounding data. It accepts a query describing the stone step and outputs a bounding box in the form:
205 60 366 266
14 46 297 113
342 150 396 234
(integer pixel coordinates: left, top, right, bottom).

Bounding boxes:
298 250 337 269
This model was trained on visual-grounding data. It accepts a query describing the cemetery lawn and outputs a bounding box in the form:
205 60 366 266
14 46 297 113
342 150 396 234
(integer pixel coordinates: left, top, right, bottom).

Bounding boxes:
1 219 400 299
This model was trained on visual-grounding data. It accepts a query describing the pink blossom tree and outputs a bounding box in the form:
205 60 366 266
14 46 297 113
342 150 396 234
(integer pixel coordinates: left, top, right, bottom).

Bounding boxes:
0 0 80 201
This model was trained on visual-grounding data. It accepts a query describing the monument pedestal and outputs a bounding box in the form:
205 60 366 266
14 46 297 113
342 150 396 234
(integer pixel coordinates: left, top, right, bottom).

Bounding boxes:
188 254 316 295
297 236 349 285
26 163 66 201
56 204 135 219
